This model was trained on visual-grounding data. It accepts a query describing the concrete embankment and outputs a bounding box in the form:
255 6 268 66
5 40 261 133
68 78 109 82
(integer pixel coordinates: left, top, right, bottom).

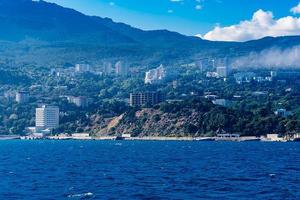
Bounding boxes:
0 135 21 140
15 134 294 142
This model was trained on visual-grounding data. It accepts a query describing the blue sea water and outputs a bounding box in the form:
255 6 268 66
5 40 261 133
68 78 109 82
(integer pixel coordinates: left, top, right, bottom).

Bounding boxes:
0 141 299 200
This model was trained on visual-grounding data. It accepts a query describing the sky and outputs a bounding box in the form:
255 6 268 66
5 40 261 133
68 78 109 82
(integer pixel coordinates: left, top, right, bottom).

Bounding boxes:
45 0 300 42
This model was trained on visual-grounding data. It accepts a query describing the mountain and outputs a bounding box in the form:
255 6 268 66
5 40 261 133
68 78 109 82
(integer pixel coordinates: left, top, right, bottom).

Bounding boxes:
0 0 205 45
0 0 132 43
0 0 300 66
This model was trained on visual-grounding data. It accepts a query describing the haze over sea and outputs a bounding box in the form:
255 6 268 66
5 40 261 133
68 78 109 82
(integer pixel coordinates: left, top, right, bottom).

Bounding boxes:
0 141 299 199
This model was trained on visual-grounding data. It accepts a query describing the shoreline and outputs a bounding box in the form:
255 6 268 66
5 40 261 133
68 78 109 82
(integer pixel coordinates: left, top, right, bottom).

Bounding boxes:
0 135 294 142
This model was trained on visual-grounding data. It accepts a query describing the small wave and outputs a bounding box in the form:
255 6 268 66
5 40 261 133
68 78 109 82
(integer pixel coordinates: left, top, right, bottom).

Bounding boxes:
269 174 276 177
67 192 94 198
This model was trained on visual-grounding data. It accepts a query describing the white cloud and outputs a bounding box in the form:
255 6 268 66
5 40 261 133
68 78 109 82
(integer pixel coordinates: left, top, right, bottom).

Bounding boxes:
195 5 202 10
291 2 300 14
203 9 300 42
170 0 183 2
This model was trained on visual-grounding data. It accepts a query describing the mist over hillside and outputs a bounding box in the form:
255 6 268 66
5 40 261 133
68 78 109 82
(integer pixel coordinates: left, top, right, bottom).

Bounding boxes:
232 45 300 69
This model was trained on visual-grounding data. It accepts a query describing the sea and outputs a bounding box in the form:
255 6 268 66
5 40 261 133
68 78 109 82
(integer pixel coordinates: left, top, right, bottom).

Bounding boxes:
0 140 299 200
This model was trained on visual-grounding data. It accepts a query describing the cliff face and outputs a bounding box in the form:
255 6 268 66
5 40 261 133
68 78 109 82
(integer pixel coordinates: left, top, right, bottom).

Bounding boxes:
109 108 204 137
103 100 242 137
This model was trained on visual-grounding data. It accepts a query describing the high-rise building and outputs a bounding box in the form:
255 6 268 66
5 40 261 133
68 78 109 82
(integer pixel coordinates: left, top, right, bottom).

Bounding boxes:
216 58 231 78
36 105 59 130
75 64 91 73
103 62 113 75
115 61 129 76
129 92 165 107
16 91 29 103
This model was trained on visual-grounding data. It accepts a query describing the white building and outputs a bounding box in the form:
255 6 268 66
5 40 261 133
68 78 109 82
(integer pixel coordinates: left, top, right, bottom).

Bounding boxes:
75 64 90 73
36 105 59 131
68 96 90 107
145 65 167 84
115 61 129 76
16 91 29 104
265 134 285 142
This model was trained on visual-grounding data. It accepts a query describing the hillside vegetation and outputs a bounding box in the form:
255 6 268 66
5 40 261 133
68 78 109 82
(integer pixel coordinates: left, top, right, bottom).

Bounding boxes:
107 99 298 137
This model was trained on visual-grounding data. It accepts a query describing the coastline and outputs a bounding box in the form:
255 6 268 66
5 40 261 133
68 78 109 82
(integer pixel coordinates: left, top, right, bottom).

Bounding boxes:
0 135 294 142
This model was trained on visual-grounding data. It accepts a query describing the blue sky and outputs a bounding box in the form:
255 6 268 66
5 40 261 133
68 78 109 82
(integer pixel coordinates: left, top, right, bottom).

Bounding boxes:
45 0 300 41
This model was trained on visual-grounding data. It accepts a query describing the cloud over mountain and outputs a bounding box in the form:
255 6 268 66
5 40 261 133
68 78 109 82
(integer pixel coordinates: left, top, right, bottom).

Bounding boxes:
203 9 300 42
291 2 300 14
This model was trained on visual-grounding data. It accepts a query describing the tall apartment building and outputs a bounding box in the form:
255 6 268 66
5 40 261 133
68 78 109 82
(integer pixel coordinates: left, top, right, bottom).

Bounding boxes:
75 64 91 73
36 105 59 130
129 92 165 107
216 58 231 78
115 61 129 76
103 62 113 75
16 91 29 104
